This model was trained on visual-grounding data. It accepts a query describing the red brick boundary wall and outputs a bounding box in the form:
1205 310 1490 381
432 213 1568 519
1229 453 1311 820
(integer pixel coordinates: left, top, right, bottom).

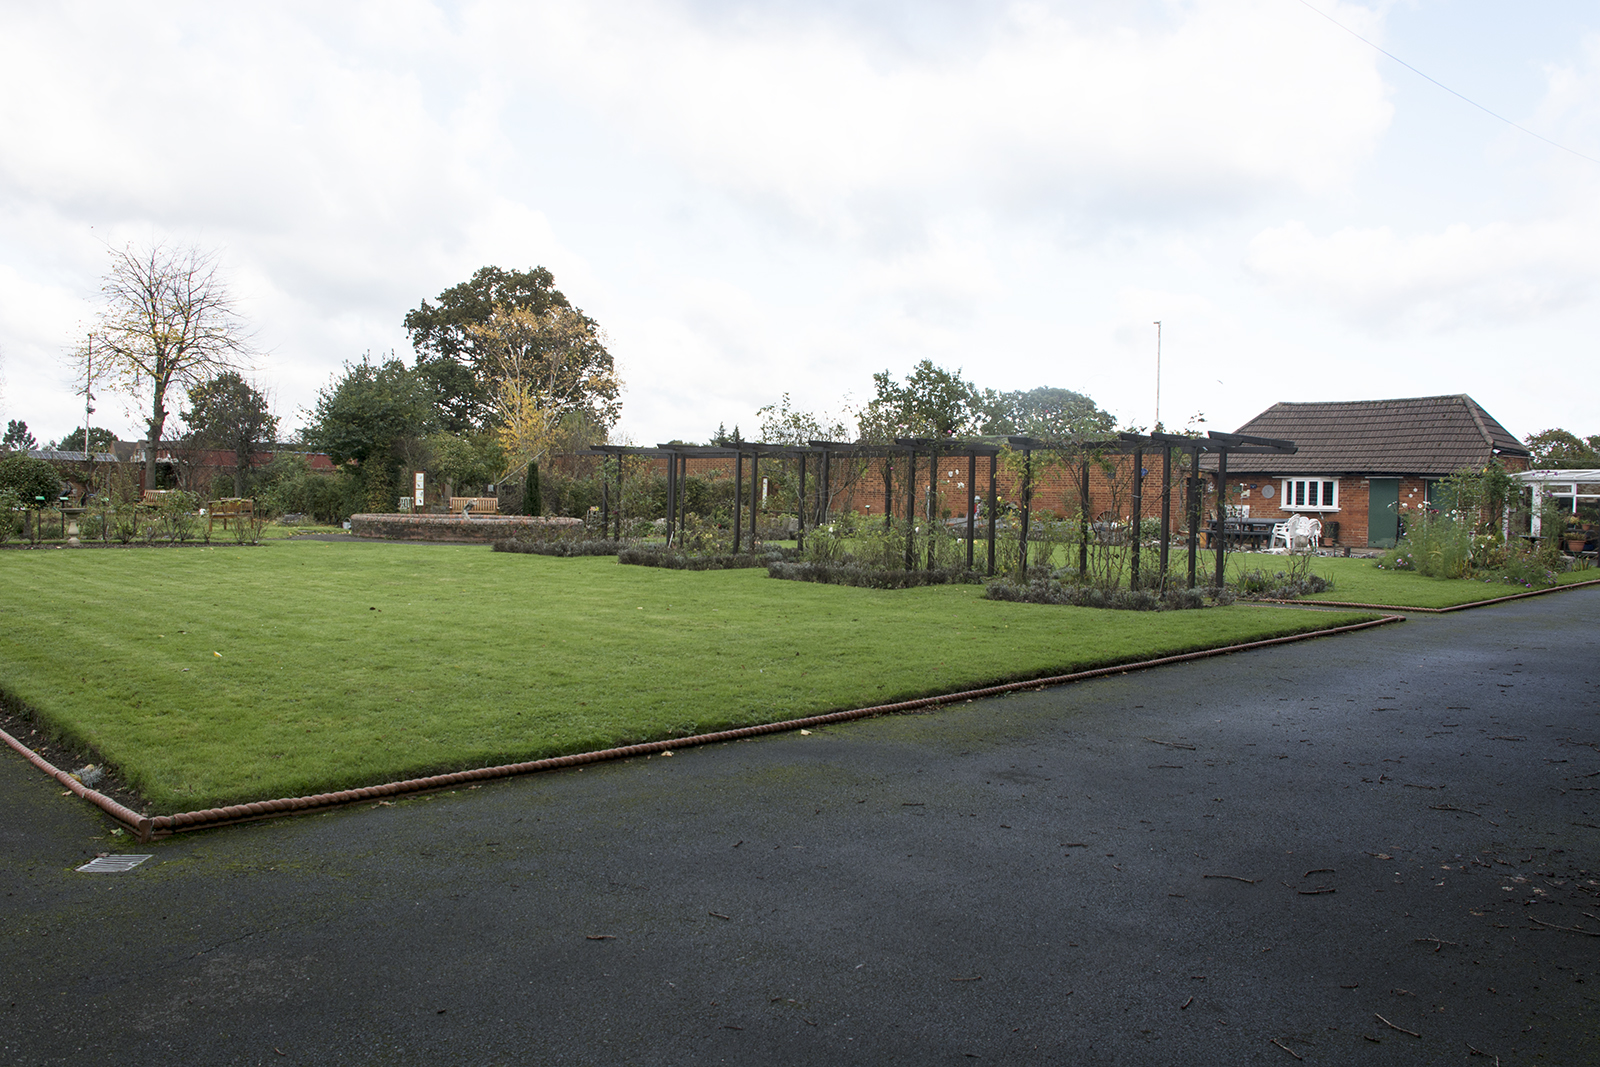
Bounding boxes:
350 514 584 542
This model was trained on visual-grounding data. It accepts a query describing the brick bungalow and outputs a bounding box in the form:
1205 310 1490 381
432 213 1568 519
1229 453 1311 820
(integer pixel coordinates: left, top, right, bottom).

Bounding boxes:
140 442 336 494
1202 395 1531 549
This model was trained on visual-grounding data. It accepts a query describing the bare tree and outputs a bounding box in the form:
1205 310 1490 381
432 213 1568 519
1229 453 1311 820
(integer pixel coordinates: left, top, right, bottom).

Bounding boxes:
91 242 253 489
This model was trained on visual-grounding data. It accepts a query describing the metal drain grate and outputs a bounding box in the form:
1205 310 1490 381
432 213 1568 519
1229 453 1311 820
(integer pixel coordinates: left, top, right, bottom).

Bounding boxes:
76 855 153 873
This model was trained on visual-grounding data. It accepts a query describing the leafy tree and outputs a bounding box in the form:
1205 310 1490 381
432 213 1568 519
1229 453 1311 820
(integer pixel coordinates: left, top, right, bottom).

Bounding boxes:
858 361 982 441
426 431 504 499
977 386 1116 439
0 453 62 504
3 420 37 450
404 266 618 436
303 356 436 510
757 393 853 445
754 394 864 523
181 372 279 497
47 426 117 454
88 242 253 489
467 303 621 475
1525 428 1600 469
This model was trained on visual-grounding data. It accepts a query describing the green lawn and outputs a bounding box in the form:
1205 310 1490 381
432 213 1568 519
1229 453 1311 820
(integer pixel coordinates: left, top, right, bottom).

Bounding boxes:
0 541 1378 813
1221 551 1597 609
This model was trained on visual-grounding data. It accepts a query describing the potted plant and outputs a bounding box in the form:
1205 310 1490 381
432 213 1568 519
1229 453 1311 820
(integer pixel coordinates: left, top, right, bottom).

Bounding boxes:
1564 514 1588 554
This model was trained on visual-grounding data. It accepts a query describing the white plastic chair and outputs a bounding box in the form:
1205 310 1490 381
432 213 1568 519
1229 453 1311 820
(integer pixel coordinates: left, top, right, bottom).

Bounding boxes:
1272 515 1322 552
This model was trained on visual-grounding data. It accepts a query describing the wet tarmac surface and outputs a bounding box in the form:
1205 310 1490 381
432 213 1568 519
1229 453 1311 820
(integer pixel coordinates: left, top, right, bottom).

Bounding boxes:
3 588 1598 1065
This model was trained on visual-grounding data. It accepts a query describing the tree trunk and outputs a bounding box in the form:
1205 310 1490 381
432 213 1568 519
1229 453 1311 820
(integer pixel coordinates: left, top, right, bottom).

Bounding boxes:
144 412 165 491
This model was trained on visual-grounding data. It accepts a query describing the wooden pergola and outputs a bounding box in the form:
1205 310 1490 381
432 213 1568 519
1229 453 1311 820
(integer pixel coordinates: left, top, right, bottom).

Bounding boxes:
586 429 1295 587
995 429 1296 589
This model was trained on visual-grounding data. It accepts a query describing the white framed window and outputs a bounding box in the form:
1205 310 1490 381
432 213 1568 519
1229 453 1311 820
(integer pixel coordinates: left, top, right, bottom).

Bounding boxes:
1281 477 1339 511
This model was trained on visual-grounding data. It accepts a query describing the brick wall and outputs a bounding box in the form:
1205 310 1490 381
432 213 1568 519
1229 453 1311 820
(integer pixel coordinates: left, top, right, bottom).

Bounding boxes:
829 453 1196 527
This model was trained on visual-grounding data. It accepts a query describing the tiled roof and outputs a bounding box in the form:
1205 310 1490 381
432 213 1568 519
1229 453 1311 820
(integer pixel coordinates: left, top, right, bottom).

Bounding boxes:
1204 395 1530 476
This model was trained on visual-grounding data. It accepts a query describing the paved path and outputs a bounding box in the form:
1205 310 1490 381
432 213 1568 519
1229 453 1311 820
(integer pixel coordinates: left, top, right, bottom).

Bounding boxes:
4 589 1598 1065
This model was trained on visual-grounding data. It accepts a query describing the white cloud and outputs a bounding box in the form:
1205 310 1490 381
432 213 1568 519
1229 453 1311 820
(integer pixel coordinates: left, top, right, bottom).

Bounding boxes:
474 0 1392 238
2 0 1597 450
1243 217 1598 331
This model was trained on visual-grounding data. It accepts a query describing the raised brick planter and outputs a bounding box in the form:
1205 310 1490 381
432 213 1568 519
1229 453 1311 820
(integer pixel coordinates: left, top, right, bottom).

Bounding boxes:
350 513 584 543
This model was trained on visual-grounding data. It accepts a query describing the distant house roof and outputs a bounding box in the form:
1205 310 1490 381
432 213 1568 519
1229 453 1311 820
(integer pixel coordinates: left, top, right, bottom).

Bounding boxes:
134 441 335 470
22 448 120 463
1205 394 1530 476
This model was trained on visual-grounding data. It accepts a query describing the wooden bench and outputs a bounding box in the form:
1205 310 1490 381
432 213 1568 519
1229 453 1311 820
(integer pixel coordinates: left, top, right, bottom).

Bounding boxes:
208 498 253 534
448 496 500 516
141 490 174 505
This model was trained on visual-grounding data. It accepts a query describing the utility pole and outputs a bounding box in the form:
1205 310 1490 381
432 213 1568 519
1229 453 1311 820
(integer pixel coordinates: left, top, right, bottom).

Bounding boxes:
1152 321 1162 432
78 334 96 454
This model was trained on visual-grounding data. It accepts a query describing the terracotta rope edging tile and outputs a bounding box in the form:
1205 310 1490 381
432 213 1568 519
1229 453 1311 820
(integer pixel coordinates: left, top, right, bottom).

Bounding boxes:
1260 575 1600 614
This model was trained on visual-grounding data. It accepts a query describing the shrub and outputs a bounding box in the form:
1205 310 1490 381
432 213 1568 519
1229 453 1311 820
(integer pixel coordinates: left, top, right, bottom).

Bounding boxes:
677 513 731 555
621 545 793 570
1495 553 1560 589
74 510 105 541
984 578 1232 610
0 487 20 543
767 560 982 589
1231 568 1334 600
1380 512 1472 578
258 456 362 524
0 454 62 506
492 539 626 557
153 491 201 543
111 503 141 543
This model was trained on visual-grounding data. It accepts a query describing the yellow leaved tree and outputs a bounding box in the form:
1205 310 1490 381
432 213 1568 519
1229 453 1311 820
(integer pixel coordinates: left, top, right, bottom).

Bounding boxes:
467 304 621 478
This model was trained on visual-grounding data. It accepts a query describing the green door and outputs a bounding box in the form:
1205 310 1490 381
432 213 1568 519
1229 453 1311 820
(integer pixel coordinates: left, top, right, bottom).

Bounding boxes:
1368 478 1400 547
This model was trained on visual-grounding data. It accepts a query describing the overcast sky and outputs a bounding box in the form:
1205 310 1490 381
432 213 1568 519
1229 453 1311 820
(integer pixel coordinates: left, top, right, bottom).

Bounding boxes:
1 0 1596 450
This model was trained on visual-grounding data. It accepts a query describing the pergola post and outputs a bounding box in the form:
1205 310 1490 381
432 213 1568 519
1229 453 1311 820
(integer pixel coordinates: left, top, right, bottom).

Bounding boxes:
1078 460 1091 576
1159 445 1172 588
1214 449 1229 589
665 450 677 546
987 453 998 576
797 453 807 550
749 450 759 548
965 449 977 572
1018 449 1032 582
733 450 743 553
1130 447 1144 590
820 449 831 527
1186 446 1200 589
679 454 690 542
904 447 917 570
614 458 623 540
883 459 893 530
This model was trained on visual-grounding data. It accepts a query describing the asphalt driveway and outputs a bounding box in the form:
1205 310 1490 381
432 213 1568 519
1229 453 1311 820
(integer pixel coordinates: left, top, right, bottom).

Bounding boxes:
3 588 1598 1065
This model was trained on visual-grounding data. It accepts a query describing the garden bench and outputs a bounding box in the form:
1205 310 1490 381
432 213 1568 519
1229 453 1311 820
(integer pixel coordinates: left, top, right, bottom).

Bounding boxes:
449 496 499 516
207 498 253 533
141 490 174 505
